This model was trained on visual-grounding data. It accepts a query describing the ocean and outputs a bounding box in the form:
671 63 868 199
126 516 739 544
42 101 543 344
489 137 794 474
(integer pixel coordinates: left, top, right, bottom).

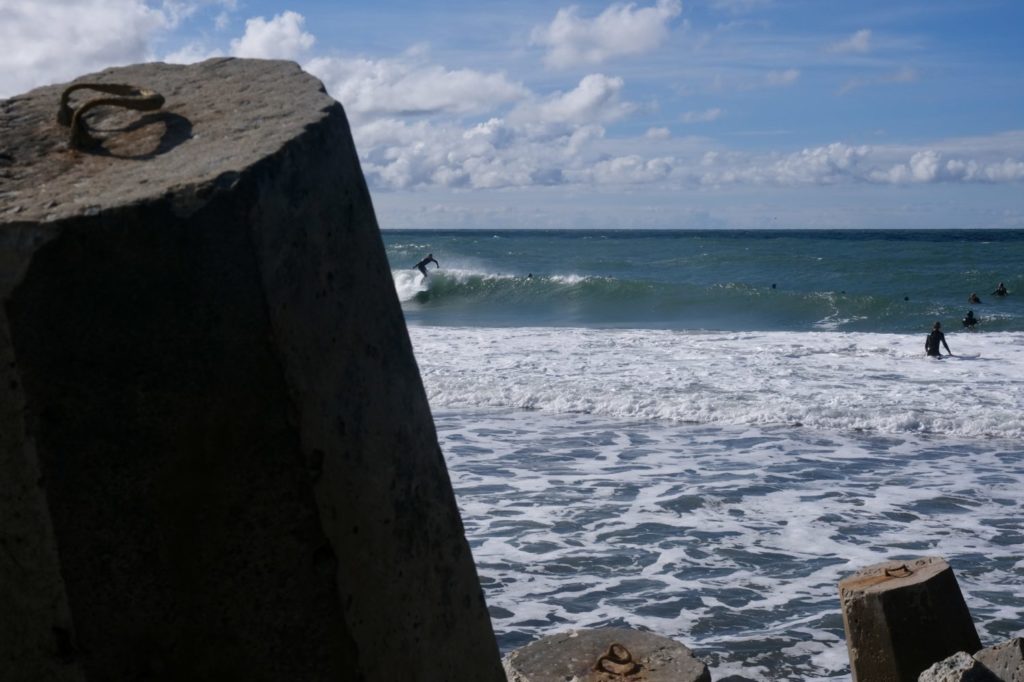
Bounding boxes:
383 229 1024 681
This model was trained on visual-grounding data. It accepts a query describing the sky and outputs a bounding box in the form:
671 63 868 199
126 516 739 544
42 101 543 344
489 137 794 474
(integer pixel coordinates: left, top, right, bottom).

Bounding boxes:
2 0 1023 229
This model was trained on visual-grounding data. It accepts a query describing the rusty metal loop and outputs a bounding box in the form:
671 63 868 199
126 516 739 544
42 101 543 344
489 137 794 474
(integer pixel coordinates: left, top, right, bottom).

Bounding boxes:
56 83 165 149
594 642 640 676
885 564 913 578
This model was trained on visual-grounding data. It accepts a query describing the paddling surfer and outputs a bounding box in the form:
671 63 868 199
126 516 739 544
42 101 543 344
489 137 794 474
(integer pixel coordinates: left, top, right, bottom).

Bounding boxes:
925 321 953 357
414 253 439 277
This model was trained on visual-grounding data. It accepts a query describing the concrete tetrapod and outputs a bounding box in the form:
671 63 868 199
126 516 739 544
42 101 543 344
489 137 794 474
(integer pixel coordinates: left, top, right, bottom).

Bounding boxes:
839 556 982 682
503 627 711 681
0 59 504 681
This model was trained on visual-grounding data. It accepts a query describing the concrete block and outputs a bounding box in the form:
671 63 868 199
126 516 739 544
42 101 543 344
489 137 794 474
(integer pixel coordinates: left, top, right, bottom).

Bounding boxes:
503 627 710 681
974 638 1024 681
918 652 998 681
1 59 503 681
839 556 982 682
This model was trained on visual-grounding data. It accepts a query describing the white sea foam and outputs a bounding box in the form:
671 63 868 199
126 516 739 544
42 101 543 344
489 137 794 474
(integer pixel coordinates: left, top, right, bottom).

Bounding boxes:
410 326 1024 440
411 325 1024 678
392 268 599 303
435 408 1024 680
392 269 429 301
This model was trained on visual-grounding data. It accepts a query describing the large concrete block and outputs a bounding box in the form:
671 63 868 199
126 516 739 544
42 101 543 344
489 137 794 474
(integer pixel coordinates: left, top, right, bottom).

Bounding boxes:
503 627 710 681
839 556 982 682
1 58 504 681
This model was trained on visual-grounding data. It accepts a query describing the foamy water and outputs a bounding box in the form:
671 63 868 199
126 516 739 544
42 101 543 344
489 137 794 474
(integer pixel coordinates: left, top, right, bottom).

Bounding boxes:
407 325 1024 680
411 326 1024 440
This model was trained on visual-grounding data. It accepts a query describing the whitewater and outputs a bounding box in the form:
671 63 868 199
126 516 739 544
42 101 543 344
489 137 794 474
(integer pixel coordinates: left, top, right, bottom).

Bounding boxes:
385 229 1024 680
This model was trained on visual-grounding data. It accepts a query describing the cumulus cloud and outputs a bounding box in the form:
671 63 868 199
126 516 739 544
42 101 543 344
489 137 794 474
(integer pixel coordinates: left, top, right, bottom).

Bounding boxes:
513 73 635 125
680 108 722 123
577 155 675 184
306 55 528 121
694 141 1024 188
230 10 315 59
531 0 682 68
870 150 1024 184
829 29 872 54
0 0 168 97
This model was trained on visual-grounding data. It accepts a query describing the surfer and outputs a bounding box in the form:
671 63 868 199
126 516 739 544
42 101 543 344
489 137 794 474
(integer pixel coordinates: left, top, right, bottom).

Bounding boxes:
414 253 439 278
992 282 1008 297
962 310 978 328
968 292 981 304
925 321 952 357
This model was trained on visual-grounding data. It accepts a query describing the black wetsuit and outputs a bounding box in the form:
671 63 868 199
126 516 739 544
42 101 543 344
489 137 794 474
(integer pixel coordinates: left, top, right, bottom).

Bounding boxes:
414 255 439 277
963 312 978 328
925 329 949 356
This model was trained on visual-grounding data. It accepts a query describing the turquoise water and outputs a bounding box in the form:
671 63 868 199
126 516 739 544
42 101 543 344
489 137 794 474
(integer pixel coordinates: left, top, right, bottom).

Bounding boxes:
384 229 1024 333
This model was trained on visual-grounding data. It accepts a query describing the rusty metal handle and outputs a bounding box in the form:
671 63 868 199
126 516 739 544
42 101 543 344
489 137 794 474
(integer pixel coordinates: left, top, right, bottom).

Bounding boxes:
56 83 165 149
594 642 640 676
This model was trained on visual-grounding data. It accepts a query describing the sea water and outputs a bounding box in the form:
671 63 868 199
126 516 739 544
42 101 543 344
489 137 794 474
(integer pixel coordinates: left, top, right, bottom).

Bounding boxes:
383 230 1024 680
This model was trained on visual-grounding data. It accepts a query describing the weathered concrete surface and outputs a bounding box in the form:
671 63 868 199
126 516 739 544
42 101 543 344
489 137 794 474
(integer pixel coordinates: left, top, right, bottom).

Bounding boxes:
503 627 710 681
918 652 998 682
974 638 1024 681
839 556 982 682
1 58 503 681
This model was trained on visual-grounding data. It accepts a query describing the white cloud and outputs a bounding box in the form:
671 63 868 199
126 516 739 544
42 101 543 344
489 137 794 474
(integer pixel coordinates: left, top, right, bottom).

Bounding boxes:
680 108 722 123
531 0 683 69
512 74 635 126
829 29 872 54
306 56 528 121
693 140 1024 188
0 0 168 97
646 127 672 139
764 68 799 87
870 149 1024 184
578 155 675 184
230 10 315 60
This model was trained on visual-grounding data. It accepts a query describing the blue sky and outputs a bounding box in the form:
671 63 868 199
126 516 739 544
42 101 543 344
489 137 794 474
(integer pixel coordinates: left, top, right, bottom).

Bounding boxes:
3 0 1023 229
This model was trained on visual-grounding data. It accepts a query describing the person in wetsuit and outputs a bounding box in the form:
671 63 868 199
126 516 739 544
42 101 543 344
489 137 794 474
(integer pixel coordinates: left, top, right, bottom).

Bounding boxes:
968 292 981 304
992 282 1009 297
962 310 978 328
414 253 439 277
925 321 952 357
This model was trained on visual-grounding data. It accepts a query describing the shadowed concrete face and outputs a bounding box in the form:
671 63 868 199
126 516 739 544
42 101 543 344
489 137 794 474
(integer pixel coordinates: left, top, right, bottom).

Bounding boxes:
1 58 503 681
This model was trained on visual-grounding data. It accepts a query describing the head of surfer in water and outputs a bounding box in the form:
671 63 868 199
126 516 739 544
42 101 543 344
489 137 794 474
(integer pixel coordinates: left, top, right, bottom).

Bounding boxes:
933 321 942 330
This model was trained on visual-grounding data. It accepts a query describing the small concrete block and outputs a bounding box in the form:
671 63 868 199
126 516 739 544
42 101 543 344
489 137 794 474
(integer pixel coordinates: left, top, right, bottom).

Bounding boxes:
918 652 998 681
503 627 710 682
974 638 1024 681
839 556 982 682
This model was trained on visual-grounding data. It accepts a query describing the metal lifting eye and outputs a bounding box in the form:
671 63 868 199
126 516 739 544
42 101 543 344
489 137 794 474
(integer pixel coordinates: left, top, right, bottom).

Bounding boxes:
56 83 165 149
885 564 913 578
594 642 641 676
